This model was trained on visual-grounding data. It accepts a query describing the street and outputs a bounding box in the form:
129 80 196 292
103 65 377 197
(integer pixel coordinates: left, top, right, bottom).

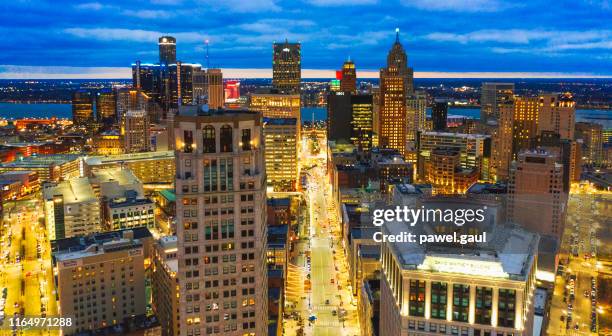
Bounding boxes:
0 196 58 336
283 131 360 336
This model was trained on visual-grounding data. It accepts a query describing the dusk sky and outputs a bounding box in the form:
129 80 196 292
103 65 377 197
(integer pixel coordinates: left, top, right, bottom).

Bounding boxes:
1 0 611 78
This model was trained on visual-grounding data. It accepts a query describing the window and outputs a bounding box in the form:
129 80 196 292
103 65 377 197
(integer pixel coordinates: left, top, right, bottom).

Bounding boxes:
409 280 425 317
183 130 194 153
452 284 469 322
220 125 233 152
202 125 215 153
498 289 516 328
475 287 493 325
241 129 251 150
430 282 447 320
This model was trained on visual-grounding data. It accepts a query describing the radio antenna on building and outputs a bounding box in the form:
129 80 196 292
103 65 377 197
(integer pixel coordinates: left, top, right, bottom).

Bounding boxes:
205 39 210 69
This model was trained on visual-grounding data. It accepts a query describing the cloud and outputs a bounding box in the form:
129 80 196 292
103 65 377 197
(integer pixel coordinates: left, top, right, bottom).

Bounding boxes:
197 0 281 13
238 19 315 34
306 0 377 6
74 2 107 10
401 0 514 12
121 9 176 19
64 28 210 43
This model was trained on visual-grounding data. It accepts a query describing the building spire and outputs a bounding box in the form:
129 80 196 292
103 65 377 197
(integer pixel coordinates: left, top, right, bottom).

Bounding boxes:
395 28 400 43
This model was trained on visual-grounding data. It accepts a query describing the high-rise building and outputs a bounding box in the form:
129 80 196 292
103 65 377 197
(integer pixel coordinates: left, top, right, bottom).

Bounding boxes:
92 131 124 156
340 59 356 93
174 106 268 336
418 131 491 181
151 235 180 336
480 83 514 122
508 150 567 240
96 88 117 125
327 91 352 142
575 121 604 165
263 118 298 191
511 96 539 156
53 228 151 335
432 99 448 131
406 91 427 142
72 90 94 125
491 98 514 181
538 93 576 140
272 40 301 94
350 94 374 152
380 218 538 336
379 29 413 157
159 36 177 65
207 69 224 109
123 109 150 153
43 177 100 240
248 93 301 127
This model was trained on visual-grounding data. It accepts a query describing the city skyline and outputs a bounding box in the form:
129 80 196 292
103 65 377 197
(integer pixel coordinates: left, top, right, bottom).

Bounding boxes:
1 1 611 78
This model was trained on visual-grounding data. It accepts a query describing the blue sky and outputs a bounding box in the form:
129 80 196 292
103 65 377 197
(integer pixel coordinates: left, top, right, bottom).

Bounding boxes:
0 0 611 78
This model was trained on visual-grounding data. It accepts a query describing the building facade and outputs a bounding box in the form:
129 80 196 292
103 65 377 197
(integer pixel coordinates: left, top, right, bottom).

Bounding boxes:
72 90 95 125
174 106 268 336
123 109 151 153
263 118 298 191
480 83 514 123
272 40 301 94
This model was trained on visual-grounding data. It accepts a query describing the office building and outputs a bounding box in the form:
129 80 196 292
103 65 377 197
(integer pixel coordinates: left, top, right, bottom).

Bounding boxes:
480 83 514 122
418 132 490 181
92 131 124 156
350 94 374 152
206 69 224 109
159 36 177 65
491 99 514 181
327 91 352 142
96 88 117 125
432 99 448 132
537 93 575 140
0 154 82 182
248 93 301 120
123 109 151 153
151 236 180 336
425 148 479 195
379 29 413 157
91 168 155 231
340 59 356 93
72 90 95 125
575 122 604 165
173 106 268 336
380 217 538 336
406 91 427 142
508 150 567 240
272 40 301 94
43 177 100 240
84 151 175 185
52 228 151 335
263 118 298 191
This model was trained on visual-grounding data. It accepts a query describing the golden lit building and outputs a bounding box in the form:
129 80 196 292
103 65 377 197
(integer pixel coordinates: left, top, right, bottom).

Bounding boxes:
380 218 538 336
96 89 117 124
379 30 414 157
151 236 180 336
123 109 151 153
272 40 301 94
425 148 479 195
575 122 604 166
340 59 356 93
249 93 301 120
263 118 298 191
72 90 94 125
84 151 175 184
92 131 124 156
491 99 514 181
207 69 224 109
350 95 374 152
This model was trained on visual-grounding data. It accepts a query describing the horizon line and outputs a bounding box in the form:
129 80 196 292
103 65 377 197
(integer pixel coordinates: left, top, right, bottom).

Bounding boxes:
0 66 611 79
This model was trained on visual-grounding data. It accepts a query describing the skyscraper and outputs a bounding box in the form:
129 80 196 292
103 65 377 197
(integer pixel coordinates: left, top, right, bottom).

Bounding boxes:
123 109 150 153
72 90 94 125
159 36 177 65
537 93 575 140
340 59 356 93
350 94 374 152
206 69 224 109
174 106 268 336
406 91 427 142
432 99 448 131
491 98 514 181
480 83 514 122
327 91 352 142
575 122 604 165
96 88 116 125
272 40 301 94
263 117 298 191
508 149 567 240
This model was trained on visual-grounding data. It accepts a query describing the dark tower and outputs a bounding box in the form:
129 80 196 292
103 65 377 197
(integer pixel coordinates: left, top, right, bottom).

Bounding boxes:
158 36 177 65
272 40 301 94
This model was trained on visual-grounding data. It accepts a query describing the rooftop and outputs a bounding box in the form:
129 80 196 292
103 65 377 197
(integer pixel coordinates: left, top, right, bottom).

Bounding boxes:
1 154 81 167
85 150 173 166
43 177 96 204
